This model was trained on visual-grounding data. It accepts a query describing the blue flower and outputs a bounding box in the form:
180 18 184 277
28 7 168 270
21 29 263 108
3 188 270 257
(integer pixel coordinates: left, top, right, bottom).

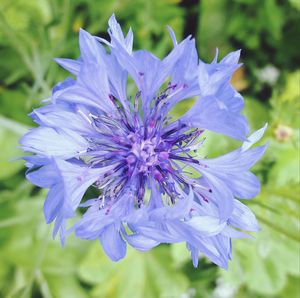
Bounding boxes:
20 14 267 268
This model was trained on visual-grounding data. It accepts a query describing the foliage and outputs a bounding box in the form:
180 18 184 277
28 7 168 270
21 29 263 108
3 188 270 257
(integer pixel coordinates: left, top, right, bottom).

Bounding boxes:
0 0 299 297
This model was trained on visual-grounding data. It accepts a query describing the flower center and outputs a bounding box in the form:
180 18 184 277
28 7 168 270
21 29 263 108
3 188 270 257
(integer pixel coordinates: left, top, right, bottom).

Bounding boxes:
126 133 162 173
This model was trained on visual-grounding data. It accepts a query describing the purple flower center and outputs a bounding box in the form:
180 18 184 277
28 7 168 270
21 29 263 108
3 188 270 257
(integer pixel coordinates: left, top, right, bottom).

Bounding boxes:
80 87 207 209
131 138 157 166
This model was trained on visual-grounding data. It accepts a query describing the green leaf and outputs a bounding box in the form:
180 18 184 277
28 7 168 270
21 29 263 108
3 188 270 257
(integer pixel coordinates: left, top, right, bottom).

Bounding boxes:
182 259 218 298
0 190 90 297
0 115 29 135
79 243 189 298
270 71 300 128
244 98 270 131
198 0 231 60
277 275 300 298
224 233 286 295
222 182 300 296
267 141 299 186
0 0 51 37
0 119 26 180
45 276 89 298
288 0 300 10
261 0 284 41
171 242 190 268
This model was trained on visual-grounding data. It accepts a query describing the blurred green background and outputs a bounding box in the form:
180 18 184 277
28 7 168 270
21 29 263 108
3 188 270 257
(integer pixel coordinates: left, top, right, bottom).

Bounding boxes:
0 0 299 297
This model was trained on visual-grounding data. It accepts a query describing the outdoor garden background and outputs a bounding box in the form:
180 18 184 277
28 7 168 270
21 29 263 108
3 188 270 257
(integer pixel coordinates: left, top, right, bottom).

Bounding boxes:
0 0 299 297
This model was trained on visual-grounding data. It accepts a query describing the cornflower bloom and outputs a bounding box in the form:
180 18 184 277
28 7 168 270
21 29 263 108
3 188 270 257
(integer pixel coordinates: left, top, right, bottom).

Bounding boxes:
20 14 267 268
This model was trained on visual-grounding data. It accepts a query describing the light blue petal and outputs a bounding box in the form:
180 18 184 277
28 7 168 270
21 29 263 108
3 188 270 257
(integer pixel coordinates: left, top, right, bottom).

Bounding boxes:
100 224 127 261
114 48 164 106
213 235 232 263
52 213 67 245
125 27 133 52
26 162 58 188
110 35 195 115
20 127 88 159
185 215 226 237
147 178 164 209
79 28 104 63
104 54 129 111
75 192 131 240
108 14 133 53
149 186 193 220
229 200 260 232
181 95 249 140
198 60 238 97
217 83 244 113
170 37 198 85
176 49 248 140
52 212 64 238
200 173 235 221
44 183 64 223
52 77 76 95
54 159 111 212
212 48 219 63
124 233 159 251
135 224 181 243
54 58 81 75
222 226 252 238
242 123 268 151
167 25 177 46
43 160 112 234
220 49 241 65
177 224 228 268
164 37 199 110
203 145 267 173
55 63 116 114
226 171 260 199
75 210 113 240
32 108 94 137
22 155 51 169
186 243 199 267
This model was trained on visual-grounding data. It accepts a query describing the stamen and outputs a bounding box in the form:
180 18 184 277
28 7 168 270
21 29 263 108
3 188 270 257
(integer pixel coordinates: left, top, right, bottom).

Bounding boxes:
76 108 92 124
169 153 200 164
162 123 187 138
